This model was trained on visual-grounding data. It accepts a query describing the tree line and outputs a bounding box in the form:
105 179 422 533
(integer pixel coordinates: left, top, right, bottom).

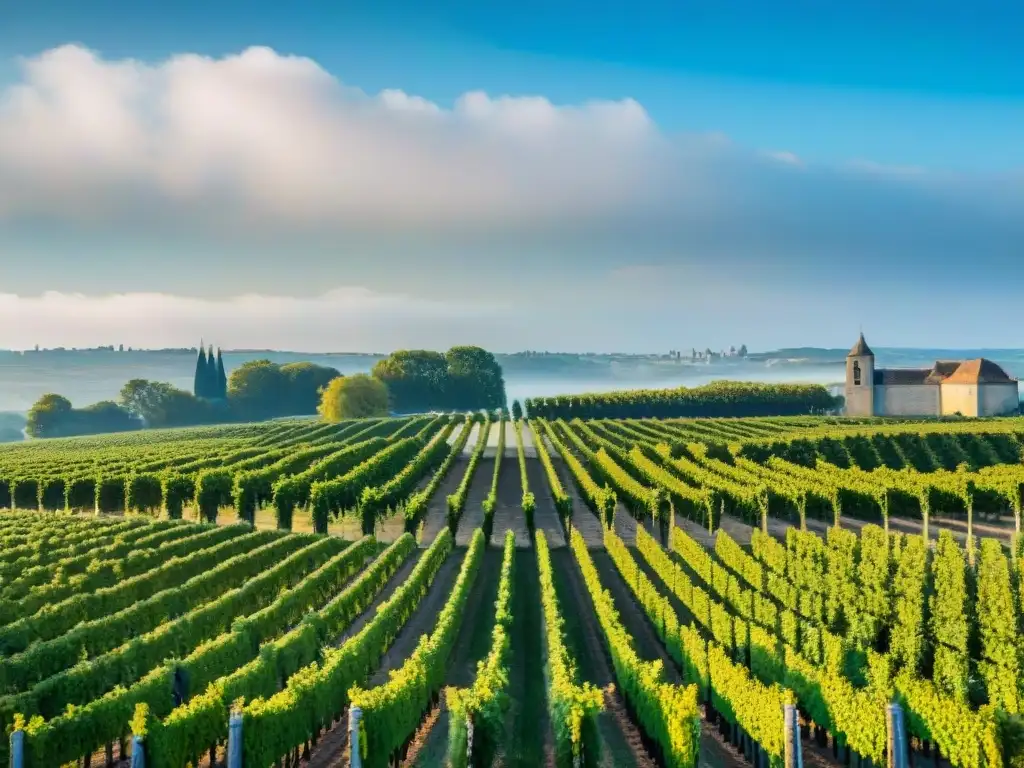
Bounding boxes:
524 381 840 420
27 358 342 438
319 346 507 421
26 345 508 437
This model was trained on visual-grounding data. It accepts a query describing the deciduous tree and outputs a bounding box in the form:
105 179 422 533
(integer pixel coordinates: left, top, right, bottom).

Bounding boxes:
371 350 448 412
280 362 341 415
370 346 506 412
445 345 506 410
119 379 213 428
228 360 290 420
28 394 142 437
26 394 74 438
319 374 389 420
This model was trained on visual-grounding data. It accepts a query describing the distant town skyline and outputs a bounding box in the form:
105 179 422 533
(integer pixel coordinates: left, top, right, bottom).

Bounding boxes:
1 1 1021 351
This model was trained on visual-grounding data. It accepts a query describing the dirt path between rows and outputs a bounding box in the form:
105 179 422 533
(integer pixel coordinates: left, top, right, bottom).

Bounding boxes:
460 424 482 457
588 550 747 768
546 446 604 548
406 548 503 767
614 504 662 547
418 457 470 547
368 553 465 687
332 548 424 648
456 458 493 547
676 501 1012 558
490 458 531 548
303 548 462 768
525 458 567 548
591 551 682 678
498 547 555 768
550 548 655 768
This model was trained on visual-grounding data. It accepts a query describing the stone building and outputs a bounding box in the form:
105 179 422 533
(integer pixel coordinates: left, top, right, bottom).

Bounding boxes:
844 333 1019 417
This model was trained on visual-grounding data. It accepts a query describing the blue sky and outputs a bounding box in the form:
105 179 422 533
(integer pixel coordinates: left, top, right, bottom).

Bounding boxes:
0 1 1022 352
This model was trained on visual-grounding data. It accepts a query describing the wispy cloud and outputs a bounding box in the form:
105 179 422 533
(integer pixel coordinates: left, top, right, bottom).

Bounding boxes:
762 150 803 166
0 288 512 352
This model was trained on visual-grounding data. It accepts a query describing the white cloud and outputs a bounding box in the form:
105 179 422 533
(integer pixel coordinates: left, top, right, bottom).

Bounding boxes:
0 44 664 232
0 43 1021 286
0 287 512 352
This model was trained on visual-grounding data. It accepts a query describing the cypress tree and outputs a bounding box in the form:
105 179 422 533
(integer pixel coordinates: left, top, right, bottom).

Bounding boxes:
193 343 209 398
216 349 228 399
206 345 219 399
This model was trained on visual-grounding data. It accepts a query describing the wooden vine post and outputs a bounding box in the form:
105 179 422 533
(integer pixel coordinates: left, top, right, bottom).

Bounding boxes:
9 729 24 768
783 703 802 768
227 709 243 768
886 702 908 768
349 705 364 768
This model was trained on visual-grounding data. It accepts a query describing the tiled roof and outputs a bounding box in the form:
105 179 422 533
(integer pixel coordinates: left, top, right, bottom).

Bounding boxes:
944 358 1016 384
872 358 1017 386
925 361 961 384
873 368 930 386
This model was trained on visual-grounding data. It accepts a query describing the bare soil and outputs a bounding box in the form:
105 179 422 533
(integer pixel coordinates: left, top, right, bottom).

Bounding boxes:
674 515 719 549
418 457 471 547
614 504 661 547
445 422 466 447
334 548 425 647
550 548 656 768
590 550 682 677
368 553 465 687
334 508 408 544
303 547 462 768
460 423 482 457
456 458 493 547
631 544 698 629
587 550 747 768
406 548 503 767
677 502 1012 559
498 545 555 768
490 458 532 548
546 447 604 548
526 458 567 548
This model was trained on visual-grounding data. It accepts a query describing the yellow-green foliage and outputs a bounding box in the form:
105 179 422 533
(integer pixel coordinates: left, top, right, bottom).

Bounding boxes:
535 529 603 767
445 529 516 768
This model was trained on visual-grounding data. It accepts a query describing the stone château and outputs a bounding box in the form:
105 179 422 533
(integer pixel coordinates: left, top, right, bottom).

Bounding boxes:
844 333 1019 417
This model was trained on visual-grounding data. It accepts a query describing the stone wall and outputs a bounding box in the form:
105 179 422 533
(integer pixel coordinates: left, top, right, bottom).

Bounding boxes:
875 384 940 417
979 383 1020 416
940 383 979 417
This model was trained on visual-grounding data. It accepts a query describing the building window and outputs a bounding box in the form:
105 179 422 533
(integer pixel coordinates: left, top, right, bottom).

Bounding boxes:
853 361 861 386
